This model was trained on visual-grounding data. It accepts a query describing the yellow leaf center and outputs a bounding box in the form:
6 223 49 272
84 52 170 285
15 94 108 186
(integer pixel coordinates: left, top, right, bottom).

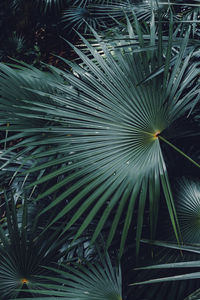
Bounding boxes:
153 131 160 139
21 278 29 284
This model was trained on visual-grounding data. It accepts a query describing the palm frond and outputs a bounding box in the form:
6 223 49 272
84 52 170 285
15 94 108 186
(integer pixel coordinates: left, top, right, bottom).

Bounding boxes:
62 0 136 33
0 32 26 61
0 193 70 299
18 252 122 300
175 177 200 244
132 240 200 300
34 0 67 14
61 0 164 33
1 18 200 256
132 242 200 284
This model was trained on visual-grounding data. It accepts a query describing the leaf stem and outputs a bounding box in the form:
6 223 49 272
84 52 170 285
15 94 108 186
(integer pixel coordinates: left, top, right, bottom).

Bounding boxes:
159 135 200 169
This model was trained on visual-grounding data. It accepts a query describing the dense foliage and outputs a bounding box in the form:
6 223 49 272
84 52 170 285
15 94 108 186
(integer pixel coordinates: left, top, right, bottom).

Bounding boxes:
1 0 200 299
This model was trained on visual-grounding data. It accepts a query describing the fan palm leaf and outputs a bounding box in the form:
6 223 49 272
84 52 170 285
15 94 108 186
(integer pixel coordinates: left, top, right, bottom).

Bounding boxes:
18 252 122 300
132 241 200 300
1 20 200 256
62 0 136 33
35 0 67 14
130 176 200 299
0 193 72 299
0 62 65 198
129 175 200 299
129 241 200 300
175 178 200 244
62 0 164 33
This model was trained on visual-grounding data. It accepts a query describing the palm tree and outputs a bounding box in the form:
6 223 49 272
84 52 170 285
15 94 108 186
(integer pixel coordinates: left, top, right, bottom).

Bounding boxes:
1 13 200 250
1 1 200 299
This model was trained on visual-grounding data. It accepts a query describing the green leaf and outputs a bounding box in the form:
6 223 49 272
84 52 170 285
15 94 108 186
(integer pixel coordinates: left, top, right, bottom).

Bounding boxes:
1 20 199 255
18 252 122 300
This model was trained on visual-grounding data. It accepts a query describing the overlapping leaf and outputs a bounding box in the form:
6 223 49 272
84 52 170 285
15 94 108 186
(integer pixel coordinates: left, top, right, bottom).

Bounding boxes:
129 241 200 300
62 0 164 33
0 194 70 299
18 252 122 300
175 178 200 244
1 20 200 256
62 0 136 32
132 241 200 300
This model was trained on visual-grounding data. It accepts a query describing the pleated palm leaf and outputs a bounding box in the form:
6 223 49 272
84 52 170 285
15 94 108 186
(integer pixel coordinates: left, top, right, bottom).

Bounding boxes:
146 177 200 245
127 178 200 300
18 252 122 300
34 0 67 14
61 0 160 33
128 240 200 300
0 193 72 299
0 32 27 62
0 62 65 153
62 0 136 33
1 20 200 256
175 178 200 244
132 241 200 300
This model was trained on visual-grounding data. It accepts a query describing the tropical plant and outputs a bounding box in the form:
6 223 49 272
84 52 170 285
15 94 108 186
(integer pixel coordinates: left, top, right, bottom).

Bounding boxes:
174 177 200 244
18 252 122 300
62 0 136 32
129 176 200 299
61 0 170 33
2 14 200 258
0 193 67 299
0 32 26 61
132 241 200 300
1 1 200 299
0 191 103 299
